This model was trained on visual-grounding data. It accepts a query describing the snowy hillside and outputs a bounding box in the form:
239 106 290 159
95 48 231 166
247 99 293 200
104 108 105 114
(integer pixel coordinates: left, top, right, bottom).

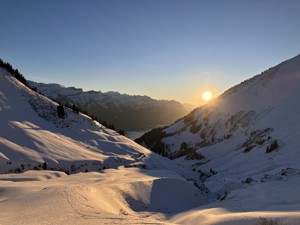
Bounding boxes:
29 80 193 131
0 68 198 178
1 58 300 225
137 54 300 197
0 66 215 224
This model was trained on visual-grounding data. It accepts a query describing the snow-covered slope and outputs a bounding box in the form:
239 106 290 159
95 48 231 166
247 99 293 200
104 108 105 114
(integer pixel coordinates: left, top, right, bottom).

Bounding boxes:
1 58 300 224
0 67 216 224
137 54 300 192
0 68 197 178
0 169 206 224
1 168 300 225
29 80 193 131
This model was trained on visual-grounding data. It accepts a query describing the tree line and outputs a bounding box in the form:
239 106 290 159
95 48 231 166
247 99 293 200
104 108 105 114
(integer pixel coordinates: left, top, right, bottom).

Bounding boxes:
0 58 28 86
65 102 125 135
0 58 125 136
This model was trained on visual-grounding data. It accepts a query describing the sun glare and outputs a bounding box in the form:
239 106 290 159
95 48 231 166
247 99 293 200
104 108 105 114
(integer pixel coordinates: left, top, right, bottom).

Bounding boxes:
202 91 212 101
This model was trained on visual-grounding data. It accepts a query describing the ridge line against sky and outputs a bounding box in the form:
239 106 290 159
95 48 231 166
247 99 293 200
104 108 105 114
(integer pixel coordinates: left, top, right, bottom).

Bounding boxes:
1 0 300 105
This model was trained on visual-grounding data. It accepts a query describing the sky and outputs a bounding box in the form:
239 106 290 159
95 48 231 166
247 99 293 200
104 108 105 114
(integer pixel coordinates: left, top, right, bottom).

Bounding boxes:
1 0 300 105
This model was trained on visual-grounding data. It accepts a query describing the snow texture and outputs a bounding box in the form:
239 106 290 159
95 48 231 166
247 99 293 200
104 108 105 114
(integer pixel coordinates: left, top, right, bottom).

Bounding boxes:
1 54 300 224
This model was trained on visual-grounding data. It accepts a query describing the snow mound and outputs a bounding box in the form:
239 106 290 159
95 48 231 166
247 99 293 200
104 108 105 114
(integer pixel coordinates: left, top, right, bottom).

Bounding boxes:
1 169 300 225
0 169 203 224
0 170 67 182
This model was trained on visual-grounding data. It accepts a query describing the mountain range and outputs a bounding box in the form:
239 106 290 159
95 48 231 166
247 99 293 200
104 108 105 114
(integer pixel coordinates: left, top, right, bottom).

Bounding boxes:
29 81 194 131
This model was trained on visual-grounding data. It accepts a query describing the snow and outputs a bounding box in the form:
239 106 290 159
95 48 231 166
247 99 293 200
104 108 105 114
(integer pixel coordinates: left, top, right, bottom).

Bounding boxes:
1 169 300 225
0 169 203 224
137 54 300 224
172 174 300 225
154 54 300 178
0 69 194 175
1 54 300 225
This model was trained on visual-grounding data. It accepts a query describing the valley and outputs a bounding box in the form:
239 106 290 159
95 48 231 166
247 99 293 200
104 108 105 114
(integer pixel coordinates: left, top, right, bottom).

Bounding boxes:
1 55 300 224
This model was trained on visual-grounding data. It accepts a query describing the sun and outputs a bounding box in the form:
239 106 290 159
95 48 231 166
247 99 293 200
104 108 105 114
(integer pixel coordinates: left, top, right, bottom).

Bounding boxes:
202 91 212 101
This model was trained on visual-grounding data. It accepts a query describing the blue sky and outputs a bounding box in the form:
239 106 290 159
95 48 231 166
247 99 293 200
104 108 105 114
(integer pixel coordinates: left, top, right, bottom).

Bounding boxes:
1 0 300 105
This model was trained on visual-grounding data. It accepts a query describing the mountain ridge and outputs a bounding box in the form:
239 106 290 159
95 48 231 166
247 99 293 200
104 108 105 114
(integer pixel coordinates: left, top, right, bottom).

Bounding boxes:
29 80 194 131
0 67 199 178
136 54 300 174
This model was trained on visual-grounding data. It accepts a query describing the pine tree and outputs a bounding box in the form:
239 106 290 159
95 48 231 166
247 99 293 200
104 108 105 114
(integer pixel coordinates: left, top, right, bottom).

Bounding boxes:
42 162 47 170
57 104 65 118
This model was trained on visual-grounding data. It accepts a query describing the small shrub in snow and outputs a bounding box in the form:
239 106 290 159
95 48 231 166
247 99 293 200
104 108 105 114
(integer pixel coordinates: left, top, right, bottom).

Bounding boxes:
180 142 188 151
200 129 206 139
223 134 232 139
256 139 265 145
256 218 280 225
209 127 216 135
118 129 125 135
266 140 279 153
171 142 194 159
209 168 217 175
189 123 202 134
70 164 76 172
183 114 195 125
185 151 205 160
242 176 254 184
15 168 22 173
244 145 255 153
217 191 228 201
